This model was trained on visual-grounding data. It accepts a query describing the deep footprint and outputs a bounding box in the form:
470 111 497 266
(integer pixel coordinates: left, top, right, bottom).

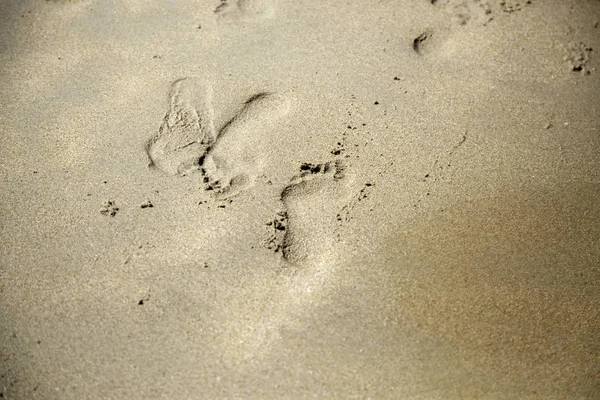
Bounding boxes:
279 160 351 265
146 78 215 176
201 92 290 199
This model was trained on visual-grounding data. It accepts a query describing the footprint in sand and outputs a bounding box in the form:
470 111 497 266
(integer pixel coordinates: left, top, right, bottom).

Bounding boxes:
146 78 215 176
201 92 290 199
220 160 353 361
414 1 495 57
148 79 290 199
431 0 493 27
279 160 351 266
214 0 277 21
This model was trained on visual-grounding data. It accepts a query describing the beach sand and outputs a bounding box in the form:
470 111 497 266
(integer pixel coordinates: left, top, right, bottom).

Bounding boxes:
1 0 599 398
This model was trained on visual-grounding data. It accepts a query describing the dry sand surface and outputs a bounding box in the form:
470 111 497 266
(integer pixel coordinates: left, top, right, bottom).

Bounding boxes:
1 0 599 398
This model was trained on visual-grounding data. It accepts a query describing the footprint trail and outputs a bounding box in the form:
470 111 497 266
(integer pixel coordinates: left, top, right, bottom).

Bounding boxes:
147 82 355 363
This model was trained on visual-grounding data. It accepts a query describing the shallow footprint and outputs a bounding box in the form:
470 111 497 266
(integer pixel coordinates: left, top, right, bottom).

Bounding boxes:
214 0 277 21
201 92 290 199
280 160 351 267
432 0 494 27
217 161 353 363
146 78 215 176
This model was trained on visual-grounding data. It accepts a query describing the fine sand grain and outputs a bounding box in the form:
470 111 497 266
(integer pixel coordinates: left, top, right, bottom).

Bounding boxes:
1 0 599 398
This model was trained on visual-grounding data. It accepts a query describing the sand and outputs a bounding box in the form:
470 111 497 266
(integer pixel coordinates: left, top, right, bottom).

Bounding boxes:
0 0 599 398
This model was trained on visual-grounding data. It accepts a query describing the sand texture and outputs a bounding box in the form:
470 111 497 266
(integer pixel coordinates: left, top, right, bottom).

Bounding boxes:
1 0 599 398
